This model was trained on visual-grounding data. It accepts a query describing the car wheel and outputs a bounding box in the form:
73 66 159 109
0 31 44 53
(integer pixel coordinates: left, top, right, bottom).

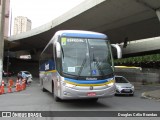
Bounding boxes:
129 94 134 96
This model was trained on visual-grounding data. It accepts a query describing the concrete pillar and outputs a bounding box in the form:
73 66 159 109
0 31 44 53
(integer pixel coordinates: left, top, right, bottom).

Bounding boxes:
0 0 6 83
31 50 41 61
156 9 160 22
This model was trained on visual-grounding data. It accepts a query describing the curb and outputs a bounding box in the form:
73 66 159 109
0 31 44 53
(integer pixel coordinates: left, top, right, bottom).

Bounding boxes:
141 92 160 102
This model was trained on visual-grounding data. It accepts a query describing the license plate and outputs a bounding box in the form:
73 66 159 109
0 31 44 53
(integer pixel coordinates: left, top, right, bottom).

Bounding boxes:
124 89 130 92
87 92 96 96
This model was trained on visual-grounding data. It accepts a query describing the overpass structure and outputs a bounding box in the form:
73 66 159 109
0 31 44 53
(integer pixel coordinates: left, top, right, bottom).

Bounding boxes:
7 0 160 60
121 36 160 56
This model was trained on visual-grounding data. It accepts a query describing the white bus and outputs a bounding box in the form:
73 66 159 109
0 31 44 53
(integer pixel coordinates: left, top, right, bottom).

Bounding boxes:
39 30 121 101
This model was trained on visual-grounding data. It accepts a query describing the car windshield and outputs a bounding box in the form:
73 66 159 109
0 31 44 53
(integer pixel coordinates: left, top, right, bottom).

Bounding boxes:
115 77 129 83
61 37 113 78
24 71 30 74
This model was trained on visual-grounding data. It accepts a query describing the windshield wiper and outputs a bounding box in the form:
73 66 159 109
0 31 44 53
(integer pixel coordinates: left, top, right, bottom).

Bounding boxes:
61 46 64 59
77 57 87 80
92 53 104 76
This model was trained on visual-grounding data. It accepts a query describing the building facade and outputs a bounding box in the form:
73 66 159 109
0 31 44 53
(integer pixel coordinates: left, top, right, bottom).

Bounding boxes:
0 0 10 37
13 16 32 35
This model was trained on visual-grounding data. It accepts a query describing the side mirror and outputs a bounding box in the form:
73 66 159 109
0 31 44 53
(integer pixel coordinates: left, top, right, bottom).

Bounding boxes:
56 42 61 58
111 44 122 59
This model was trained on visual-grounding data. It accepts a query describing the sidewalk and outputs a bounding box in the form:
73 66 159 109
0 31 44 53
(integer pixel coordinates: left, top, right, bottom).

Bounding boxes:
130 82 160 101
141 89 160 101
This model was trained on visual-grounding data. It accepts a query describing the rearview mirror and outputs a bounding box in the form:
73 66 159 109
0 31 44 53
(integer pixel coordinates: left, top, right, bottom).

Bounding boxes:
111 44 122 59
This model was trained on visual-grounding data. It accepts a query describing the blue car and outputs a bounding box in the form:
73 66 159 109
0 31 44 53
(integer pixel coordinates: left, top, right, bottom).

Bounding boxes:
17 71 32 79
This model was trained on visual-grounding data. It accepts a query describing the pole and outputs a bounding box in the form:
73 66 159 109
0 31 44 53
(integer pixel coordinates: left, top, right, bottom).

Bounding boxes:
156 9 160 22
9 8 12 36
0 0 6 84
6 43 9 82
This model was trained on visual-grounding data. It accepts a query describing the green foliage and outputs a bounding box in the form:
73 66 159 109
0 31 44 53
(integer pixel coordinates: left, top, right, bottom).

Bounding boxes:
114 54 160 64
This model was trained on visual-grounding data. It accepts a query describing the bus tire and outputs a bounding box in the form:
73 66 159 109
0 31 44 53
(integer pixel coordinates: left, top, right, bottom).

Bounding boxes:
41 82 47 92
52 81 61 102
42 87 47 92
42 88 47 92
54 95 61 102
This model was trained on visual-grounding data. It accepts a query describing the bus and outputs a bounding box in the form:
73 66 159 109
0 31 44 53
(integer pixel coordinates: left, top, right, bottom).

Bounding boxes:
39 30 121 101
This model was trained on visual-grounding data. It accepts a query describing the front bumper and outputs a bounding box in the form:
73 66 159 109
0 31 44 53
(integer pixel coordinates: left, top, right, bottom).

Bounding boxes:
115 88 134 95
59 84 116 100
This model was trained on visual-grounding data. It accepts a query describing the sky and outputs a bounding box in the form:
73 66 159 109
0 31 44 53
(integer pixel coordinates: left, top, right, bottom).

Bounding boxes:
10 0 85 29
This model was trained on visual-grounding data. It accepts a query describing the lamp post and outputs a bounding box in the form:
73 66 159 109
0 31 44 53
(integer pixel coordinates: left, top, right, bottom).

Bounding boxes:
6 43 9 82
0 0 6 84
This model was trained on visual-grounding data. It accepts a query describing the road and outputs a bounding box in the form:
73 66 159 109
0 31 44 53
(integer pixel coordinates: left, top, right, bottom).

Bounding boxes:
0 78 160 120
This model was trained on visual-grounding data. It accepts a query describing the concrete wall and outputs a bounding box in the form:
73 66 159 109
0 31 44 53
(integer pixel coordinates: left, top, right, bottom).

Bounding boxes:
115 68 160 84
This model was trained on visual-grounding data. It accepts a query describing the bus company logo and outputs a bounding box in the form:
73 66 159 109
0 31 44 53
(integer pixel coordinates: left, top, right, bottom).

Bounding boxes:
45 63 49 70
86 78 97 80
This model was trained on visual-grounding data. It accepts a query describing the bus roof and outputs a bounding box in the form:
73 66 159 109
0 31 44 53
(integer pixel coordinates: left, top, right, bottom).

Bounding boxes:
55 30 108 39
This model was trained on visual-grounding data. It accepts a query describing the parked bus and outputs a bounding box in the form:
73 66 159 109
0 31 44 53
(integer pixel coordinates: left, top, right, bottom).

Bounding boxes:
39 30 121 101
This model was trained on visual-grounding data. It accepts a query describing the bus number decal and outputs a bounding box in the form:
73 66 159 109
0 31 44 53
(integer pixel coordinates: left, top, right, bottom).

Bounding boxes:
68 67 75 72
61 38 67 45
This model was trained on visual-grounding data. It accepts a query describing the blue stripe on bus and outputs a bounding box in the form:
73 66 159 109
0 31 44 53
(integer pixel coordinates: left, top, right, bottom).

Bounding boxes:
64 77 113 84
61 33 107 39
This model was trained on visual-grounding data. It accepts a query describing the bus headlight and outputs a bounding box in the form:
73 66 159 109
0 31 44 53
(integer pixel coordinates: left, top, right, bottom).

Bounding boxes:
64 82 76 88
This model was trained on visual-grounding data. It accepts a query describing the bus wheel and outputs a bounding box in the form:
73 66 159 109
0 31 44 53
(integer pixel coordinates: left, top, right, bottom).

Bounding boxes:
42 83 47 92
42 87 47 92
54 95 61 102
52 81 61 102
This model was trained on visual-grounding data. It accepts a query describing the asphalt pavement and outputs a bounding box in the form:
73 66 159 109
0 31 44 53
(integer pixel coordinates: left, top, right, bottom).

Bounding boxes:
1 76 160 101
131 82 160 101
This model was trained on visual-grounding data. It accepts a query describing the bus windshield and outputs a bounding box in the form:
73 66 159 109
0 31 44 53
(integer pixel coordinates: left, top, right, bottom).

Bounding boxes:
61 37 113 79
